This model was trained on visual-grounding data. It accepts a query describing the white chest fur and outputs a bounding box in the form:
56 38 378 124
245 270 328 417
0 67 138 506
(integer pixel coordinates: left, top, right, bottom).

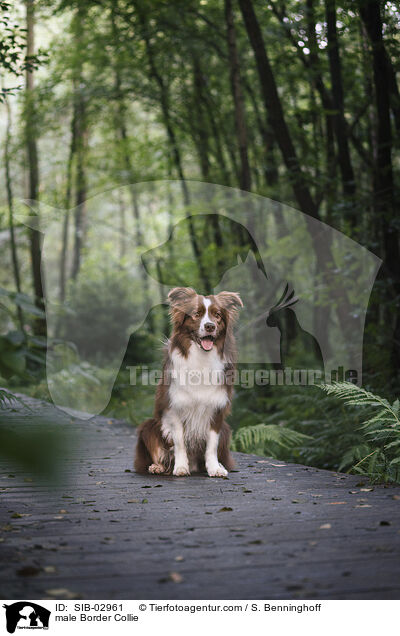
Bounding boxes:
164 343 229 445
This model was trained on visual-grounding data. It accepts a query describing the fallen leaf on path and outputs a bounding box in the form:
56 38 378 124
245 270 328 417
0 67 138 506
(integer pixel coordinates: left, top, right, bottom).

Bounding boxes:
17 566 41 577
46 588 80 599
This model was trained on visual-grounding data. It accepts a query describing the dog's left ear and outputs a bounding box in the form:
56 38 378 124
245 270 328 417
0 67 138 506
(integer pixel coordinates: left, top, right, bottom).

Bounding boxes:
216 291 243 311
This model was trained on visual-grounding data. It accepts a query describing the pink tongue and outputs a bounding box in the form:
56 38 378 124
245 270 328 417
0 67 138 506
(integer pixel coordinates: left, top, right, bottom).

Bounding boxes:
201 339 214 351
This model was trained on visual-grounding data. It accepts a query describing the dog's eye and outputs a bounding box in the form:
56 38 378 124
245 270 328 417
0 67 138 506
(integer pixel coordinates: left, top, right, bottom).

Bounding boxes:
193 311 200 318
215 312 221 319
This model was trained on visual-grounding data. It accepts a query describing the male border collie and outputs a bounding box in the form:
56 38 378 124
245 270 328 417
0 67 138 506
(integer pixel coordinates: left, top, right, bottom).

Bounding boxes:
134 287 243 477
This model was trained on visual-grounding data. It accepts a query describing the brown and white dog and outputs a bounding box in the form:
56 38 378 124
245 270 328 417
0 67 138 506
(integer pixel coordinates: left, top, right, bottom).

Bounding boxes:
134 287 243 477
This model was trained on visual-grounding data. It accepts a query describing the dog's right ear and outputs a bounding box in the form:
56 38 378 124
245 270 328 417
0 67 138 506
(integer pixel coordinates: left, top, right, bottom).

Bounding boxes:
167 287 197 307
167 287 197 326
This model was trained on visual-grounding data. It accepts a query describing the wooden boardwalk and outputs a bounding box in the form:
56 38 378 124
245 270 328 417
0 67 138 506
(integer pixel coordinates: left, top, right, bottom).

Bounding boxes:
1 396 400 600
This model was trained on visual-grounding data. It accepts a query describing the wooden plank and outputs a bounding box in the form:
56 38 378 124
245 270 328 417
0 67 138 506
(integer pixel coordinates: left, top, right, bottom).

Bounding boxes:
1 396 400 600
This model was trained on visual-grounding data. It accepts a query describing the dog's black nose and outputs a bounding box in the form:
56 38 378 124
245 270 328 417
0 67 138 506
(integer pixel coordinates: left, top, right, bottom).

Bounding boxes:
205 322 216 332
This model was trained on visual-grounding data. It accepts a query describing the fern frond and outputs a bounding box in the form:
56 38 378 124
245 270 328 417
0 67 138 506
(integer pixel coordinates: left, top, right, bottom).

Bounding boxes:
321 382 399 423
232 423 310 454
318 382 400 483
0 388 17 409
338 443 372 472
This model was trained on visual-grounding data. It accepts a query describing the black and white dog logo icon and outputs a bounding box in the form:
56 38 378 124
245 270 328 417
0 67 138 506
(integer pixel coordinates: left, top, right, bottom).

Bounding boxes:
3 602 50 634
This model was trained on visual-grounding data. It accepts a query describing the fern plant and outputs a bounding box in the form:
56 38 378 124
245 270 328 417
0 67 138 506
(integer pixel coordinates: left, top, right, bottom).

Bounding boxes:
232 423 310 456
231 381 365 468
230 379 400 483
319 382 400 483
0 388 18 409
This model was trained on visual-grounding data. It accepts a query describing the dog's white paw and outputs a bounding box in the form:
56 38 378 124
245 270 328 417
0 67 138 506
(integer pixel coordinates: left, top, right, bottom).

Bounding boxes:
207 463 228 478
173 465 190 477
148 463 165 474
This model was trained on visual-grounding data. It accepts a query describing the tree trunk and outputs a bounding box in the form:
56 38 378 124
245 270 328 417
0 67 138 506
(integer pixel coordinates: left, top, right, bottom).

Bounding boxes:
192 57 210 180
59 107 76 302
25 0 46 336
71 4 88 281
71 79 88 280
111 3 154 330
135 2 211 292
245 79 278 187
238 0 318 218
118 188 127 261
4 97 24 332
239 0 355 337
325 0 356 226
359 0 400 369
225 0 251 191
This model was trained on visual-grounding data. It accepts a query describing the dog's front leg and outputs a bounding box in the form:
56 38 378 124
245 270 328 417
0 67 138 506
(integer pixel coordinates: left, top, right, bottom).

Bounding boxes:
163 410 190 476
205 429 228 477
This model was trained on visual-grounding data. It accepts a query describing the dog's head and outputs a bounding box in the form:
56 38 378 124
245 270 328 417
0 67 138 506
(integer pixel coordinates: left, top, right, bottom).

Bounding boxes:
167 287 243 353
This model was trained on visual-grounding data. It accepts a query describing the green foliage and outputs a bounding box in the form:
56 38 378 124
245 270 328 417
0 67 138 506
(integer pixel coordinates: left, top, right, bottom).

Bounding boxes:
0 285 47 380
0 1 43 99
0 330 46 382
319 382 400 483
61 268 139 361
105 370 157 426
232 422 310 455
0 286 46 319
232 381 400 484
0 387 19 409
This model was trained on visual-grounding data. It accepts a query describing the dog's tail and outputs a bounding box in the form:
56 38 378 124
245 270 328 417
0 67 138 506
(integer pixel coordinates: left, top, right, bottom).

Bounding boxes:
134 419 154 474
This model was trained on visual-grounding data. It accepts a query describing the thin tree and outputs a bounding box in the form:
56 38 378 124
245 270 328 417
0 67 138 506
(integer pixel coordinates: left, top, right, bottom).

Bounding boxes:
4 96 24 332
25 0 46 336
238 0 317 218
71 2 88 281
59 106 76 302
111 2 154 329
134 1 211 292
225 0 251 191
238 0 355 336
325 0 356 226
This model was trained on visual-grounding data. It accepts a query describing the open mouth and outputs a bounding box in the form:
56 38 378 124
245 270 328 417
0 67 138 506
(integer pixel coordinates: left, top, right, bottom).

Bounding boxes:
199 335 215 351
